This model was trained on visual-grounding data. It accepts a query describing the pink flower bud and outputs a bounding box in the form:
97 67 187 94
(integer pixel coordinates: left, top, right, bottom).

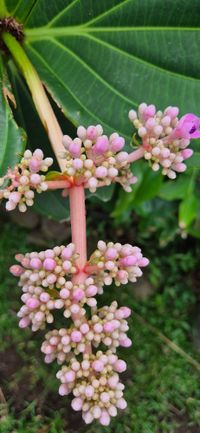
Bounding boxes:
120 255 137 267
40 292 50 302
100 392 110 403
71 330 82 342
105 248 118 260
114 360 127 372
60 288 70 299
92 360 104 372
71 397 83 411
73 288 84 301
116 398 127 410
70 304 80 314
87 125 98 140
120 337 132 347
85 385 94 398
174 163 187 172
93 136 109 155
46 274 57 285
95 166 108 178
108 375 119 388
30 258 42 270
65 370 75 382
26 298 40 309
110 137 125 152
10 265 23 276
72 158 83 170
59 384 69 396
138 257 149 267
61 247 73 259
30 173 41 184
119 307 131 318
43 258 56 271
181 148 193 159
61 335 70 345
86 285 98 297
103 322 116 333
80 323 90 334
29 158 41 172
69 140 81 157
93 323 103 333
9 191 21 203
19 317 30 328
100 410 110 426
62 260 71 271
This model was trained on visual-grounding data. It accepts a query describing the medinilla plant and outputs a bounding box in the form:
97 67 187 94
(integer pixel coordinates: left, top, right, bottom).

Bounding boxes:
0 0 200 426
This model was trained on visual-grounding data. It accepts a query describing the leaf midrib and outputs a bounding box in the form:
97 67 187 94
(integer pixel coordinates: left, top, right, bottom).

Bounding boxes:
26 25 200 39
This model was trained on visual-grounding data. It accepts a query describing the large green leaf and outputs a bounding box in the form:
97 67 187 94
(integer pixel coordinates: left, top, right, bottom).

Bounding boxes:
17 0 200 144
0 56 26 176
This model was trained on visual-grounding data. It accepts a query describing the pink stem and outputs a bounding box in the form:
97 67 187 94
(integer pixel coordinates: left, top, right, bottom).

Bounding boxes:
69 185 87 270
128 146 144 163
69 186 91 354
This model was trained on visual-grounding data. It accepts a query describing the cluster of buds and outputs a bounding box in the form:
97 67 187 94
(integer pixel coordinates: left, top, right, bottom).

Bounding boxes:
57 350 127 425
41 301 131 362
129 104 199 179
10 246 105 331
10 239 146 424
87 241 149 286
61 125 137 192
0 149 53 211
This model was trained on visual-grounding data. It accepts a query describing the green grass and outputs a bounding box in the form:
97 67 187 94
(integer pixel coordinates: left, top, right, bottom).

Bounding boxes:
1 222 200 433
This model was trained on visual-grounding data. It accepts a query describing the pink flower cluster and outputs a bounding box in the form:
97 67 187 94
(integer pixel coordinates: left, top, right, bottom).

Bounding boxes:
10 239 148 424
57 350 127 425
10 245 106 331
41 301 131 362
0 149 53 211
61 125 137 192
88 241 149 286
129 104 199 179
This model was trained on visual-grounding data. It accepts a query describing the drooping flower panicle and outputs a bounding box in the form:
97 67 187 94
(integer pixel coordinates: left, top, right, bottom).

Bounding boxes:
10 240 147 424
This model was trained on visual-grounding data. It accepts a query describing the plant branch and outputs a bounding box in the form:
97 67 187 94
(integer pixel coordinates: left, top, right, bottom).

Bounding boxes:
2 32 66 171
69 186 87 269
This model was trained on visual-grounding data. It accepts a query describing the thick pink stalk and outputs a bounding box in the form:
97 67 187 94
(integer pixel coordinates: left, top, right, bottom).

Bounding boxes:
69 186 87 270
69 186 91 354
128 146 144 163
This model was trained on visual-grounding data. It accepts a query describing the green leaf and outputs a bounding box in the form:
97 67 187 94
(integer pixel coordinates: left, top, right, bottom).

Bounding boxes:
185 152 200 169
159 175 191 201
86 184 115 202
179 194 198 228
5 0 36 22
0 56 26 176
33 190 70 221
15 0 200 144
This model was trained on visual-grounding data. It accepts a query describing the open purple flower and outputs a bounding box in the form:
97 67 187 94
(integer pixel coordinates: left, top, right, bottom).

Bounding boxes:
173 113 200 139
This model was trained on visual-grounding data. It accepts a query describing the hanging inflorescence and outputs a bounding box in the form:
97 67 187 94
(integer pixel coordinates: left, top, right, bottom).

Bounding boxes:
4 104 200 425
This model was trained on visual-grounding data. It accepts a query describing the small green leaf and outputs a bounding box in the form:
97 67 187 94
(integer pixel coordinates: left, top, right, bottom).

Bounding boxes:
179 194 198 228
0 56 26 176
33 190 70 221
185 152 200 169
159 175 191 201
